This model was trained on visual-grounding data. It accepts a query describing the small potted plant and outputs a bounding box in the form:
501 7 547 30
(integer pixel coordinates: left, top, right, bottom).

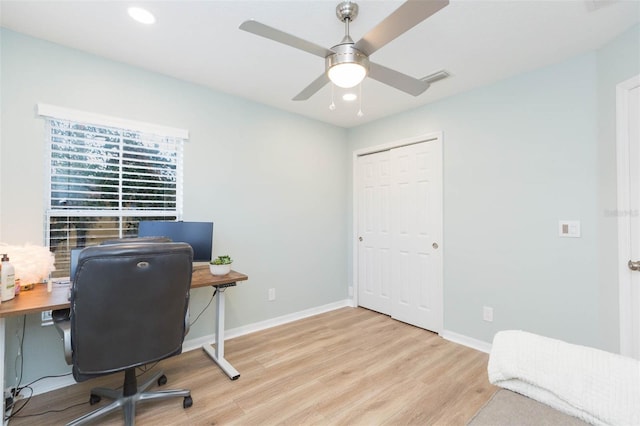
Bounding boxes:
209 255 233 276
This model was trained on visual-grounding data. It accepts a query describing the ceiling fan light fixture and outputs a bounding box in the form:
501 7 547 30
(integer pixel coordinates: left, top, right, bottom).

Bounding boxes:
328 63 367 88
326 44 369 88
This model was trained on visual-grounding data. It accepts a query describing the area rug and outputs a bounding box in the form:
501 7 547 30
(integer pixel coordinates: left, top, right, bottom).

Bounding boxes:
467 389 589 426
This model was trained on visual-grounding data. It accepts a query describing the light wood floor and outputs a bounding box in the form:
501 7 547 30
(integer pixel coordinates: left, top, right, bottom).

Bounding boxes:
9 307 496 425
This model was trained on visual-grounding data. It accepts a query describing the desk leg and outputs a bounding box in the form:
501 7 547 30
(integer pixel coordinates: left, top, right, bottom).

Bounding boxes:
201 289 240 380
1 317 6 424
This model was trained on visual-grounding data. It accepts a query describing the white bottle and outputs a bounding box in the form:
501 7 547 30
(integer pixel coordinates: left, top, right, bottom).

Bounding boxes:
1 254 16 302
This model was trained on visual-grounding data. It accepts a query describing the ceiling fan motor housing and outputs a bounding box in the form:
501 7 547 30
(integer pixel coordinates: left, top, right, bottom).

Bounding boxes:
335 1 359 22
327 2 369 88
326 44 370 74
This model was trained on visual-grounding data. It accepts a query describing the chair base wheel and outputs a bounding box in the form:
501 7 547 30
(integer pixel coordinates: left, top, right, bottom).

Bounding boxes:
89 394 101 405
183 396 193 409
157 374 167 386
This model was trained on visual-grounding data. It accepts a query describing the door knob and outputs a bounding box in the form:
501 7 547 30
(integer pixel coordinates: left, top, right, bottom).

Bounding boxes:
359 236 363 242
629 260 640 271
432 242 439 249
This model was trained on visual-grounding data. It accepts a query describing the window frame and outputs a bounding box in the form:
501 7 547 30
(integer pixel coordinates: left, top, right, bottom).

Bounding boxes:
38 104 187 276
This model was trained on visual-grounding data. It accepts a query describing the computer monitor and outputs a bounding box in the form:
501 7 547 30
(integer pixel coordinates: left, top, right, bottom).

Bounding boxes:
137 221 214 262
70 247 82 281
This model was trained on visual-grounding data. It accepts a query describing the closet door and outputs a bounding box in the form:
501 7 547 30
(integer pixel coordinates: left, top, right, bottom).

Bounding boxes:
357 150 392 315
389 142 442 332
357 138 442 333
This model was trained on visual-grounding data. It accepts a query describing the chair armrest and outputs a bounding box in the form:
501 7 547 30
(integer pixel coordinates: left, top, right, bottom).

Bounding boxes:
52 309 72 365
185 306 190 336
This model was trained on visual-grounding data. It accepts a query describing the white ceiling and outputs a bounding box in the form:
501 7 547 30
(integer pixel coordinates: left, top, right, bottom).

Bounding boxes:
1 0 638 128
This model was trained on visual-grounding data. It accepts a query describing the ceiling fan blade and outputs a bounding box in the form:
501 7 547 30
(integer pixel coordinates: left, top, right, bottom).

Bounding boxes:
368 62 429 96
292 73 330 101
240 20 333 59
354 0 449 56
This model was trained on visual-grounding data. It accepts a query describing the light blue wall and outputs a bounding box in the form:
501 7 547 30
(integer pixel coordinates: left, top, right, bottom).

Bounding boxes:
347 24 640 352
0 29 348 386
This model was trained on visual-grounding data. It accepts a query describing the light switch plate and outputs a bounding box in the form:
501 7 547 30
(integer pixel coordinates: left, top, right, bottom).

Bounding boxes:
559 220 581 238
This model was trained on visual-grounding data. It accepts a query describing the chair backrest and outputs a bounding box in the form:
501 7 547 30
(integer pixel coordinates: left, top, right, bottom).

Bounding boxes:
70 242 193 382
99 236 173 245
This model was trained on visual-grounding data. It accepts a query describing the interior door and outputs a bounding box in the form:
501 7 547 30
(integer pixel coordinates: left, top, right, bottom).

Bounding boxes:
618 75 640 359
357 151 392 314
629 82 640 360
389 142 443 331
357 137 443 333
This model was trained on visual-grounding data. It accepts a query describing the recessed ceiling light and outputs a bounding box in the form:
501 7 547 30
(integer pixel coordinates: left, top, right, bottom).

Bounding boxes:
342 93 357 102
128 7 156 25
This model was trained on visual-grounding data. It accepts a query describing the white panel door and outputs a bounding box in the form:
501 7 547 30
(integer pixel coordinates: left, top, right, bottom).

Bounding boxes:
620 78 640 359
629 83 640 359
357 151 392 314
356 137 443 333
390 142 443 332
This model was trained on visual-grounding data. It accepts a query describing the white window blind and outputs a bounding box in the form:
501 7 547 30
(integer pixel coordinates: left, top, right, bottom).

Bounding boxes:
39 105 187 277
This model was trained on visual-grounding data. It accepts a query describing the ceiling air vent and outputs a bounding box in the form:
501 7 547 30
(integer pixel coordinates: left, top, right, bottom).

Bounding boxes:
584 0 618 12
421 70 451 84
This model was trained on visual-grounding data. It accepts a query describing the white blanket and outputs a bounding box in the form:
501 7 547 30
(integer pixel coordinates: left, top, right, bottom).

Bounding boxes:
488 330 640 426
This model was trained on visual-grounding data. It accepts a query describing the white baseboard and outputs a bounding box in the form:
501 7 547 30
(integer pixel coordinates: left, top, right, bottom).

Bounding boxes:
184 299 353 351
30 299 353 396
441 330 492 353
215 299 354 342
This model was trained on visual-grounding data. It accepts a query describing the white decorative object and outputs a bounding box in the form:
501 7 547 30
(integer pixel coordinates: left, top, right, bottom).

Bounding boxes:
209 255 233 276
209 263 232 276
0 243 56 285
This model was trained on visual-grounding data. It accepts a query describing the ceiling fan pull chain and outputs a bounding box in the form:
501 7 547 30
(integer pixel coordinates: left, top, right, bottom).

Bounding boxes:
329 84 336 111
357 83 364 117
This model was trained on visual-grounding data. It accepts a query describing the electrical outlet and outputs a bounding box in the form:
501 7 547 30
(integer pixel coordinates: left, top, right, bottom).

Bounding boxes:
559 220 581 237
483 306 493 322
4 388 23 416
268 288 276 301
4 387 15 413
41 310 53 326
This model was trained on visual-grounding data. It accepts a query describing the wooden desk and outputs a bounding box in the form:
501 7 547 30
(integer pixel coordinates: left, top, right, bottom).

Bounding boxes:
191 266 247 290
0 267 247 317
0 266 248 408
0 285 70 318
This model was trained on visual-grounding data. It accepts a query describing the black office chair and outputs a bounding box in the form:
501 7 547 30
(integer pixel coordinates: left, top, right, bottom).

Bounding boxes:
54 237 176 365
54 242 194 425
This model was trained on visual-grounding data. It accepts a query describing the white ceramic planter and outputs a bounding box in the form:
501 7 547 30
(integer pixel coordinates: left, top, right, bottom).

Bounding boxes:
209 263 232 276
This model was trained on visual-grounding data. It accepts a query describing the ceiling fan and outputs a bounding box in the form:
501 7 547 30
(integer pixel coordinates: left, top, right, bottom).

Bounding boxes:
239 0 449 101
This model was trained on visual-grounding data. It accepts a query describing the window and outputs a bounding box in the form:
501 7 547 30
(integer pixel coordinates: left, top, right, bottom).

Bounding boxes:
38 104 187 277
